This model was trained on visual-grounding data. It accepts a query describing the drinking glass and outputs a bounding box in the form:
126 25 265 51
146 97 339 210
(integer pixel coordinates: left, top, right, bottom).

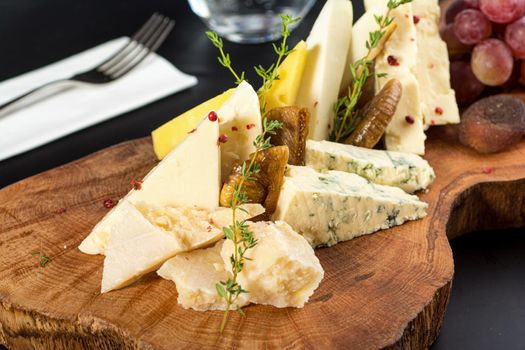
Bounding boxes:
188 0 316 43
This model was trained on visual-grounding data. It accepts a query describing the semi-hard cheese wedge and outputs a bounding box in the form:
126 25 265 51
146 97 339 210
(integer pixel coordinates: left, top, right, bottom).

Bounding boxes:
259 41 307 112
101 201 264 293
412 0 460 128
151 89 234 160
305 140 435 193
157 241 250 311
221 221 324 308
295 0 353 141
218 81 262 182
79 116 220 255
272 166 428 248
365 0 460 129
372 3 427 155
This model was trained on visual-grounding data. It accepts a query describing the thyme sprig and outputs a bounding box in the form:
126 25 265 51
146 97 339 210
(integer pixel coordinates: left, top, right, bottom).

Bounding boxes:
331 0 412 143
206 31 245 85
255 14 300 115
216 117 283 332
31 250 52 267
206 14 300 116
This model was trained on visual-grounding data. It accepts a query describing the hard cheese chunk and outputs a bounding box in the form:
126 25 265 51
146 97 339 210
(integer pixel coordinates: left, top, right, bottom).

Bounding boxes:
295 0 353 141
151 89 234 160
305 140 435 193
272 166 428 248
79 116 220 255
218 81 262 182
412 0 460 128
259 41 308 112
101 201 264 293
221 221 324 308
158 241 249 311
373 3 426 155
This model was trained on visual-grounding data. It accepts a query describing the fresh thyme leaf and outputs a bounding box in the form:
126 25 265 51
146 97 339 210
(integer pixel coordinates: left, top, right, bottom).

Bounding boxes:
31 250 52 267
216 282 227 298
331 0 412 142
205 31 245 85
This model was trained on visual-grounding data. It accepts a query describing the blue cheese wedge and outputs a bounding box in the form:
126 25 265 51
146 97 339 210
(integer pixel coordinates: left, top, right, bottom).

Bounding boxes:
221 221 324 308
272 166 428 248
305 140 435 193
157 241 249 311
101 201 264 293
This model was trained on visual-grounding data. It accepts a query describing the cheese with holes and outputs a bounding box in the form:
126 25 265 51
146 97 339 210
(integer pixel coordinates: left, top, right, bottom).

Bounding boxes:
101 201 264 293
272 166 428 247
372 3 426 155
221 221 323 308
295 0 353 140
259 41 308 112
151 89 234 160
158 241 250 311
218 81 262 182
305 140 435 193
79 116 221 255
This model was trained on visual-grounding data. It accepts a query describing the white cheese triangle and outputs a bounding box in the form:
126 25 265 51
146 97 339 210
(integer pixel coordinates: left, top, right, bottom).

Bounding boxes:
79 116 220 255
101 201 264 293
158 240 250 311
295 0 353 141
217 81 262 182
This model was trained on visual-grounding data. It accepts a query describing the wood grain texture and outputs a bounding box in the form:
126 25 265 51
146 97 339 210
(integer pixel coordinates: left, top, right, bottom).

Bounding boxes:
0 126 524 349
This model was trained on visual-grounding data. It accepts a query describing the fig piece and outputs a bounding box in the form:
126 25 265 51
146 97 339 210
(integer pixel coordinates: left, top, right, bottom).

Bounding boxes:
220 146 289 215
459 95 525 153
344 79 402 148
266 106 309 165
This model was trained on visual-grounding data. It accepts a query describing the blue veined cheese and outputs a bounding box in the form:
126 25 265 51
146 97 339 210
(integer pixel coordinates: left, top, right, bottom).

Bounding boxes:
272 166 428 248
305 140 435 193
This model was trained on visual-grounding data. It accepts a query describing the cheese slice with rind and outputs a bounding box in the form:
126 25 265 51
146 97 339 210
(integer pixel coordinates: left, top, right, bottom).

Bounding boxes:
79 116 220 255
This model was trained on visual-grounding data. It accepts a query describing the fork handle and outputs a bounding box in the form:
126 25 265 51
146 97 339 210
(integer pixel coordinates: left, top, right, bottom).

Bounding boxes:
0 79 78 118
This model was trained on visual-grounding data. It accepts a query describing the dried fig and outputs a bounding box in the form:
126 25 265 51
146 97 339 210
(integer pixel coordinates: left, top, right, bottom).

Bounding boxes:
344 79 402 148
266 106 309 165
459 95 525 153
220 146 289 215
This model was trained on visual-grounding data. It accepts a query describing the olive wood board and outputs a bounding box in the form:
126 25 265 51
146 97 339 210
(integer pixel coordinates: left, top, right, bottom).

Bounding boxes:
1 126 524 349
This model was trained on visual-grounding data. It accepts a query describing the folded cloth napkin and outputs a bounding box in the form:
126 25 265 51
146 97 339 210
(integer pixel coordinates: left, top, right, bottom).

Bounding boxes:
0 37 198 162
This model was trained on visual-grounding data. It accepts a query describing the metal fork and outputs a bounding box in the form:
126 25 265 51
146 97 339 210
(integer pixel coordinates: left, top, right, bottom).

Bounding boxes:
0 13 174 117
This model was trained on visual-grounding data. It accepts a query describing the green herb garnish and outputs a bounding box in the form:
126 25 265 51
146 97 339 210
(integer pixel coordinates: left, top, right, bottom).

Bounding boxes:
331 0 412 143
31 250 52 267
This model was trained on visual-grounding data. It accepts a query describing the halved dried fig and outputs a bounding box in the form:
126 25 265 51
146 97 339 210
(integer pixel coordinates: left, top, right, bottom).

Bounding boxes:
266 106 309 165
220 146 289 215
344 78 402 148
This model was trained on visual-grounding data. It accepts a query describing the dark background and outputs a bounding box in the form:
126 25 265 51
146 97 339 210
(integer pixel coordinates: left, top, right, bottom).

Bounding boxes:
0 1 523 349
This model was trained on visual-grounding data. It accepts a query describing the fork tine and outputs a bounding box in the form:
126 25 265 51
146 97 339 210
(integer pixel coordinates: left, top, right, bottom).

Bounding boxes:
109 18 174 79
102 14 167 75
97 13 162 72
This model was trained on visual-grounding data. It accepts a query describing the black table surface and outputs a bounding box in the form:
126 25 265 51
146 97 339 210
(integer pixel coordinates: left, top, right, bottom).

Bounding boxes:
0 1 524 349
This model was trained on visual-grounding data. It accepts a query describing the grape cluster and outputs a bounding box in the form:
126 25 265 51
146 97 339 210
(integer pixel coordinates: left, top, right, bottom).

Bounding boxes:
441 0 525 105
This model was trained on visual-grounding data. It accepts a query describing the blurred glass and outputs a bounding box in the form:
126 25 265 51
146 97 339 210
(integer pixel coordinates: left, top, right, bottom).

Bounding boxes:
188 0 315 44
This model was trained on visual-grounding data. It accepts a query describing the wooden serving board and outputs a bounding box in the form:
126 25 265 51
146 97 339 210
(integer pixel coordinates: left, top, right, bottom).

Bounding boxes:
1 126 524 349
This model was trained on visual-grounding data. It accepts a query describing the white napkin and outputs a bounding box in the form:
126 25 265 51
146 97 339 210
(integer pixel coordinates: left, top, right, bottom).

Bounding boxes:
0 37 198 162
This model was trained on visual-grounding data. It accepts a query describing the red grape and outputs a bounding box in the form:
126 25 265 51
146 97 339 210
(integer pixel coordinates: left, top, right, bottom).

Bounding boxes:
450 61 485 105
505 16 525 58
464 0 480 8
440 23 473 58
480 0 525 23
445 0 470 24
471 39 514 86
454 9 492 44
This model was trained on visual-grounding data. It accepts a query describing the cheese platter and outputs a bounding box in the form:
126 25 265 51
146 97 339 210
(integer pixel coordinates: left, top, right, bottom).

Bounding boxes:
1 0 525 349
